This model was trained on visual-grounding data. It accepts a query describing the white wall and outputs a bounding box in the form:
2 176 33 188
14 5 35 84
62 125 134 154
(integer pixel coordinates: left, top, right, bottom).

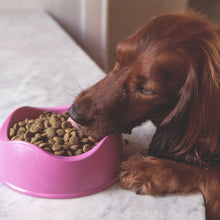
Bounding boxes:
0 0 108 70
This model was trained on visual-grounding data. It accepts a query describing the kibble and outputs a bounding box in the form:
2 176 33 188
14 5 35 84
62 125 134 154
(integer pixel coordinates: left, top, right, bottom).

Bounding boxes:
52 144 63 151
69 136 79 145
8 111 98 156
46 127 56 139
9 128 16 137
30 124 40 133
56 129 65 137
83 144 92 153
70 145 79 151
75 148 83 155
81 137 89 144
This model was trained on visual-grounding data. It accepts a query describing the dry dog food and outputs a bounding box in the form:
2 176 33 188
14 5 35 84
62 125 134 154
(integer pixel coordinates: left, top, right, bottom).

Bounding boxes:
8 111 98 156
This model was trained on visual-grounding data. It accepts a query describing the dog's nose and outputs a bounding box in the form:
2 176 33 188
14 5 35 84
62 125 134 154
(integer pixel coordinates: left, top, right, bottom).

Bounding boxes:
68 104 91 126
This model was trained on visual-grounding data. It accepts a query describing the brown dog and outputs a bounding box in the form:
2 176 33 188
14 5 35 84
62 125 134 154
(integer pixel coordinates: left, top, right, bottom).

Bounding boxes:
69 12 220 220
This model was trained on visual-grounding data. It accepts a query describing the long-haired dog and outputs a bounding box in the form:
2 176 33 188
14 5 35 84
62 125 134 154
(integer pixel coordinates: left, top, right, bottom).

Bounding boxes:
69 12 220 219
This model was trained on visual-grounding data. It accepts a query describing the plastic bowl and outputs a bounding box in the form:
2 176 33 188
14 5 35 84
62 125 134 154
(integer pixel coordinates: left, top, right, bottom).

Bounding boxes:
0 105 124 198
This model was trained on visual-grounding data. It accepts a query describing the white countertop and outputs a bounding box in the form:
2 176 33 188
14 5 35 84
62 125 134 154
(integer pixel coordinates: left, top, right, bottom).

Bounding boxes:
0 11 205 220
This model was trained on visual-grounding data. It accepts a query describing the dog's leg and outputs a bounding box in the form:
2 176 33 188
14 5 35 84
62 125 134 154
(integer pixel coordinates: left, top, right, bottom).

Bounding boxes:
200 168 220 220
119 155 202 195
119 155 220 220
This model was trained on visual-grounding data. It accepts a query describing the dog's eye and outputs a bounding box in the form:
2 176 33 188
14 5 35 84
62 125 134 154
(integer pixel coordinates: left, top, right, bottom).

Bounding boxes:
142 89 154 95
135 85 154 95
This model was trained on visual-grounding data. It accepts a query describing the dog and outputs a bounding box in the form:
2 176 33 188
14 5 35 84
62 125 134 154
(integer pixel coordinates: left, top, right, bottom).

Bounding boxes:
69 12 220 220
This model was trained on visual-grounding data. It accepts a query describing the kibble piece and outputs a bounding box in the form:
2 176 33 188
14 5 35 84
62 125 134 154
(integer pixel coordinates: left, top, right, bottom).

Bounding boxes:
9 128 16 137
39 114 47 120
53 136 63 144
61 121 71 129
36 123 44 130
46 127 56 139
62 144 69 150
41 133 47 139
27 119 35 125
57 113 62 119
69 136 79 145
70 145 80 151
78 132 84 138
81 137 89 144
83 144 92 152
30 124 40 133
44 119 50 129
24 118 30 123
25 124 31 129
64 133 70 142
17 127 26 136
60 116 66 122
48 138 55 145
39 143 48 148
18 121 26 127
49 116 58 125
63 111 69 119
54 149 65 155
14 137 23 141
65 128 73 133
13 123 19 130
44 147 52 152
67 150 73 156
31 137 37 144
11 136 19 140
24 131 33 139
88 136 96 143
70 131 77 137
42 111 52 117
52 144 63 151
35 118 43 124
35 133 42 141
56 129 65 137
75 148 83 155
51 120 61 129
34 141 43 146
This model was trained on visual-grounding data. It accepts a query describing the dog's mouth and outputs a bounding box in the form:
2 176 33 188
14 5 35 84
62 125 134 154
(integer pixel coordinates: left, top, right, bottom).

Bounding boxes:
68 117 116 139
68 116 142 139
121 117 148 135
68 118 135 141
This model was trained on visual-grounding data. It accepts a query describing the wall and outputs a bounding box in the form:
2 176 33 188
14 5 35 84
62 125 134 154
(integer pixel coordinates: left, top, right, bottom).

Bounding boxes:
107 0 188 71
0 0 107 70
3 0 217 72
188 0 220 25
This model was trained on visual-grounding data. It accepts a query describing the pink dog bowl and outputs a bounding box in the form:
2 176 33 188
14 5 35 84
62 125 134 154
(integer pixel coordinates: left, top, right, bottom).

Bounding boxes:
0 105 124 198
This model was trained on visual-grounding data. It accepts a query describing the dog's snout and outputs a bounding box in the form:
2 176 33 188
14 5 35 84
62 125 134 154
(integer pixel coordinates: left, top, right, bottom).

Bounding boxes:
68 104 91 126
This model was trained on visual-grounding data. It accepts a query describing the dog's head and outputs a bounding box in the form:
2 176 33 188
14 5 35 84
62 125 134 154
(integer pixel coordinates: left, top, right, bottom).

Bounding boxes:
69 12 220 146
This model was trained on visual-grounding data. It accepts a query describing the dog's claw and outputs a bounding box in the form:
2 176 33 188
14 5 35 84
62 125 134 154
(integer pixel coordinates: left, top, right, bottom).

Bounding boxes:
136 187 142 194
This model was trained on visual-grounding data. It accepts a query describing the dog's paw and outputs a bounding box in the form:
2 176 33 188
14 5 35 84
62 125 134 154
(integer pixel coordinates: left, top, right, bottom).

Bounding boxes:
119 155 176 196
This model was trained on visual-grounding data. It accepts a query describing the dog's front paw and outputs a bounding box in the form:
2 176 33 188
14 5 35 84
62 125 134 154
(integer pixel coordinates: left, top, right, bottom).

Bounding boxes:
119 155 145 193
119 155 175 196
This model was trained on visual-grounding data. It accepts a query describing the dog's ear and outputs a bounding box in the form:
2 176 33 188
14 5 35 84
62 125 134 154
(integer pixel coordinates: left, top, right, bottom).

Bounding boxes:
160 33 220 163
162 65 199 125
163 27 220 124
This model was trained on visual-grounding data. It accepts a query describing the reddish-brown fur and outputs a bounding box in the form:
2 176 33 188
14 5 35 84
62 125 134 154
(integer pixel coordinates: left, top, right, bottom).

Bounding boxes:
69 12 220 219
